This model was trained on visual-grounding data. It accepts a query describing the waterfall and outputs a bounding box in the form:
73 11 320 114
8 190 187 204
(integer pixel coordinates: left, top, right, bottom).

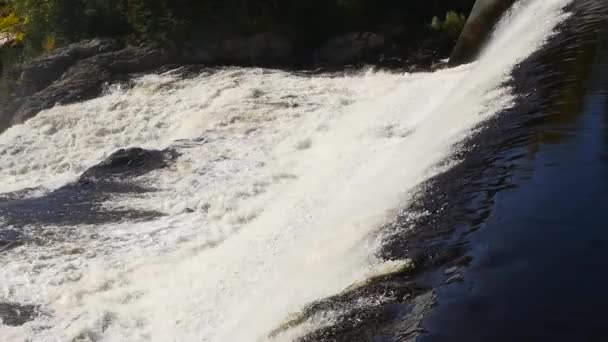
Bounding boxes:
0 0 572 340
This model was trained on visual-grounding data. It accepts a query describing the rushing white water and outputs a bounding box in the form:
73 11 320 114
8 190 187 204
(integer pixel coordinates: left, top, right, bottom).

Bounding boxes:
0 0 571 341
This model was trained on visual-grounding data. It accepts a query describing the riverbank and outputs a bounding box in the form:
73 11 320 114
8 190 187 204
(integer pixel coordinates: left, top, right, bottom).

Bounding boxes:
0 0 479 133
0 29 455 134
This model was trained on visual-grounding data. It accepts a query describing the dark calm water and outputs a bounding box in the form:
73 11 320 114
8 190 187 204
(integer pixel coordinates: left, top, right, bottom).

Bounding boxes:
419 0 608 340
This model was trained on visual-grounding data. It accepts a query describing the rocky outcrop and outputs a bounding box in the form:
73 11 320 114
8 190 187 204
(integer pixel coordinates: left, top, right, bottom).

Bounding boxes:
7 45 173 126
80 147 178 181
0 147 176 228
0 25 461 130
0 303 38 326
0 229 23 251
0 33 289 129
180 32 293 65
248 33 294 64
314 32 386 65
17 38 123 96
12 63 112 124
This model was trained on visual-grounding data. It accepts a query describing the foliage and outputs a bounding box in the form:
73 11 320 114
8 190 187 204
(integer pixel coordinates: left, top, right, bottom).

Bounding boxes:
0 4 26 46
42 33 55 52
2 1 475 49
431 11 467 39
0 0 476 73
124 0 174 45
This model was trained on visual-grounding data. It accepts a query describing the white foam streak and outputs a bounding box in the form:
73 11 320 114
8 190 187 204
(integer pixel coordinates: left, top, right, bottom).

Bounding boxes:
0 0 571 340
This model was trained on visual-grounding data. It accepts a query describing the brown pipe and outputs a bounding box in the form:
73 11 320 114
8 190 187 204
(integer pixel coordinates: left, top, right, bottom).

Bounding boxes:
449 0 518 66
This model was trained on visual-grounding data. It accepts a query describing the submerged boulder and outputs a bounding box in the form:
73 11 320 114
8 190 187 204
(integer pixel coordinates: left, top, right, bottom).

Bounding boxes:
80 147 177 181
0 229 23 251
0 147 175 228
0 303 38 326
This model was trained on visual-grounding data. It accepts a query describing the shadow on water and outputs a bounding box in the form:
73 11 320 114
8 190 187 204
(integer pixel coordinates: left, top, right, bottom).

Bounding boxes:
0 147 177 252
289 0 608 340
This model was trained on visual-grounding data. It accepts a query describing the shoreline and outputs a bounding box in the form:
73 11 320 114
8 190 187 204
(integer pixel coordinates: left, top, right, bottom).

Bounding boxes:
0 35 452 135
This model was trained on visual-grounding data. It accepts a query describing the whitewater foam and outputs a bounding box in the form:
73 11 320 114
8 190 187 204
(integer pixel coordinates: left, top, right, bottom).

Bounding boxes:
0 0 572 340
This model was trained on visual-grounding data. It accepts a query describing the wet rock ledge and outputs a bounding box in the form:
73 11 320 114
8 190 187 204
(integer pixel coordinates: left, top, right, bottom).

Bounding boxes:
0 303 39 327
0 147 177 229
0 24 456 133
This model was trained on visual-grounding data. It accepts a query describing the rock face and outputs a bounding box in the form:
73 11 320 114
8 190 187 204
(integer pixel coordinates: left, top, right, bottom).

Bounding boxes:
12 64 112 124
2 34 294 130
248 33 294 64
0 303 38 326
0 23 463 130
314 32 386 65
0 148 176 228
17 38 123 96
80 147 177 181
0 229 23 251
7 45 173 126
180 32 293 65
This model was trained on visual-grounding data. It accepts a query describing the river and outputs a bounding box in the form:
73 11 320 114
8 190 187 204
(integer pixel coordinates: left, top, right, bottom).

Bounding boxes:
0 0 604 341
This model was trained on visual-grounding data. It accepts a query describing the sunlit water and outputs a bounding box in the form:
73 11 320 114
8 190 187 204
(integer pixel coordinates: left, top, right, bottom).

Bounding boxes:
0 0 572 340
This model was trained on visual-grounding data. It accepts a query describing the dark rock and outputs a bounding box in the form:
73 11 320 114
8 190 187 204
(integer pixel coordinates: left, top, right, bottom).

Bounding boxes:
0 229 23 251
18 38 123 96
0 147 177 228
93 46 174 74
0 303 38 326
9 47 172 126
2 22 454 129
12 64 112 124
446 274 464 284
248 33 293 64
0 181 162 228
216 37 255 63
181 32 293 66
444 266 460 275
314 32 386 65
180 44 216 65
80 147 177 181
272 264 427 341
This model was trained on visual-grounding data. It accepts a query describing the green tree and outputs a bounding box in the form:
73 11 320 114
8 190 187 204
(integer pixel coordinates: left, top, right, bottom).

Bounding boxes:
431 10 467 39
